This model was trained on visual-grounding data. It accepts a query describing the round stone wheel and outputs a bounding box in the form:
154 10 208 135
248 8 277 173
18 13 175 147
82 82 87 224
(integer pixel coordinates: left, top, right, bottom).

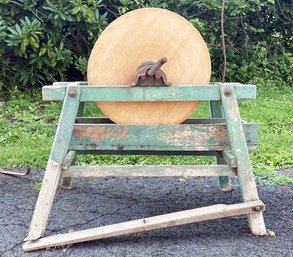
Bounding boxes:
87 8 211 124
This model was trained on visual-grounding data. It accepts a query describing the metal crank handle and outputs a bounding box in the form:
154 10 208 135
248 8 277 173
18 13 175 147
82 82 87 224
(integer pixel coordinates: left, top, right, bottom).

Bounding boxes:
147 57 167 76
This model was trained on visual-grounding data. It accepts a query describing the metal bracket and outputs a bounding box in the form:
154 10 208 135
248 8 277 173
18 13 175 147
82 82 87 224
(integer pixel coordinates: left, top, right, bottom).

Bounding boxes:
130 57 171 87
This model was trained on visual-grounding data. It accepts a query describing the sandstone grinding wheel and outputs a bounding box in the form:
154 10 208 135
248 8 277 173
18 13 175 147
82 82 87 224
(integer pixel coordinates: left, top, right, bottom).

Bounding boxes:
87 8 211 124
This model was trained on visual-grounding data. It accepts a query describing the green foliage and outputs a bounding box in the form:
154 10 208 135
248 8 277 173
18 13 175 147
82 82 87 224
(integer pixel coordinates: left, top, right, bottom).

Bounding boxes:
34 181 42 191
6 16 42 55
0 0 292 89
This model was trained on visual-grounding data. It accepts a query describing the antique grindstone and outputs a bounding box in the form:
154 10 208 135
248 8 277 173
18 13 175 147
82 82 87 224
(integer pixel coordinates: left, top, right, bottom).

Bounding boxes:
23 8 268 251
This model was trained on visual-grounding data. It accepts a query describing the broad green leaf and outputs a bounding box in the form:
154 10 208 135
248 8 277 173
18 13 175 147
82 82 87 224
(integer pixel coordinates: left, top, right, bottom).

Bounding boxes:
39 47 47 57
15 24 21 35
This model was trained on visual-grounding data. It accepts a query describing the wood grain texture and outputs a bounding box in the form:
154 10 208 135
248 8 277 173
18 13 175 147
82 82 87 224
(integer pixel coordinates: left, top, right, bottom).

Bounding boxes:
69 122 258 152
23 200 264 251
50 84 81 163
87 8 211 124
221 150 237 168
24 84 81 241
210 100 232 191
24 160 62 241
62 164 236 177
220 84 267 235
42 84 257 102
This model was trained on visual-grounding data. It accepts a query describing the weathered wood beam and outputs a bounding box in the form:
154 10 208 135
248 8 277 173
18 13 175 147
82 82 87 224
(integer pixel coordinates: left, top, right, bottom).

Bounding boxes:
219 150 238 168
24 160 62 241
53 82 242 87
42 84 256 102
74 117 227 125
22 200 264 252
220 84 267 235
210 100 232 191
75 150 218 156
24 84 81 241
69 122 258 152
61 151 77 169
62 165 236 178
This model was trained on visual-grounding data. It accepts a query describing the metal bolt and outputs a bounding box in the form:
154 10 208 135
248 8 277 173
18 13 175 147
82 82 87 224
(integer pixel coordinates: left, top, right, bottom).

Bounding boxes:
68 88 77 98
117 145 124 151
224 88 232 97
147 57 167 77
252 206 263 212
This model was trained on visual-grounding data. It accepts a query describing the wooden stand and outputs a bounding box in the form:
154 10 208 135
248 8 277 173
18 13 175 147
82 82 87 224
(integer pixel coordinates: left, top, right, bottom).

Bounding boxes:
23 82 268 251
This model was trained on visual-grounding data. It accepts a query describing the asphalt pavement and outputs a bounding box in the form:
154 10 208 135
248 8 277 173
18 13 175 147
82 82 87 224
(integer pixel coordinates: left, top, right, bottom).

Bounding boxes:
0 170 292 257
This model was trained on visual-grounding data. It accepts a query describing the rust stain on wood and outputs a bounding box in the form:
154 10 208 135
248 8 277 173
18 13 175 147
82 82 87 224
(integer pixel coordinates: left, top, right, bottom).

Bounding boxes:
73 126 128 141
161 126 229 146
209 126 230 142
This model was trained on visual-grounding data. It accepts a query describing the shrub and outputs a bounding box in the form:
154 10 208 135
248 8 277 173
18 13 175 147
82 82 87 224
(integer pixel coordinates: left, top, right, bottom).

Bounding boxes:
0 0 291 90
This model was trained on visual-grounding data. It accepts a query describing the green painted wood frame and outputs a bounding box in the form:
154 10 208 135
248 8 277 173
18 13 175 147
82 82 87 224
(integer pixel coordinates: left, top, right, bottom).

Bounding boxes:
60 102 84 189
24 82 266 245
219 84 267 235
68 121 258 151
42 83 256 102
44 82 258 193
210 100 231 191
25 83 82 241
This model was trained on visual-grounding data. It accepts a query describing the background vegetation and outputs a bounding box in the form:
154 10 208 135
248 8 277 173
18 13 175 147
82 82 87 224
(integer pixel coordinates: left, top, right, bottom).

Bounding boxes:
0 0 292 185
0 0 292 89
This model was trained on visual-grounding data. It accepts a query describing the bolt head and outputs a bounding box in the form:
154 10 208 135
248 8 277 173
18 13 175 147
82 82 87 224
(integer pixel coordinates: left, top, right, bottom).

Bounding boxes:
68 89 77 98
224 88 232 97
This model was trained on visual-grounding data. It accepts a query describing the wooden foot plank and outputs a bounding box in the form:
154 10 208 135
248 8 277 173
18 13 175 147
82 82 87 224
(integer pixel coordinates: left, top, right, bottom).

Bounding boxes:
62 165 237 178
22 200 264 251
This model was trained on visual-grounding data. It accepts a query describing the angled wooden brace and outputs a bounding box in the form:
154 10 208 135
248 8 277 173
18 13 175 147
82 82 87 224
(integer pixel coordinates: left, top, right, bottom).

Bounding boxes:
219 84 267 235
24 82 82 241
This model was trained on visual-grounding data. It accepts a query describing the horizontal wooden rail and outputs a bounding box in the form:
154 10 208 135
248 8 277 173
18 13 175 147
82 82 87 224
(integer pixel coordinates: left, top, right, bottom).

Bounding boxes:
23 200 264 251
69 122 258 152
42 83 256 102
62 165 237 177
75 117 227 125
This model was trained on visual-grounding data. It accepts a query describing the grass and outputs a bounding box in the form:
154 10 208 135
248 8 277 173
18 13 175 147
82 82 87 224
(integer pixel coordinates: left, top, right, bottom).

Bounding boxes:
0 85 292 185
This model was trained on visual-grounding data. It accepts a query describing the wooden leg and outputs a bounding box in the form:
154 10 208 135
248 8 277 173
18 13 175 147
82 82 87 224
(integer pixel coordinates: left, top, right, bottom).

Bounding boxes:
24 160 62 241
60 102 84 189
220 84 267 235
60 177 74 189
60 150 78 189
217 155 232 191
60 151 77 189
24 83 81 241
210 100 232 191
